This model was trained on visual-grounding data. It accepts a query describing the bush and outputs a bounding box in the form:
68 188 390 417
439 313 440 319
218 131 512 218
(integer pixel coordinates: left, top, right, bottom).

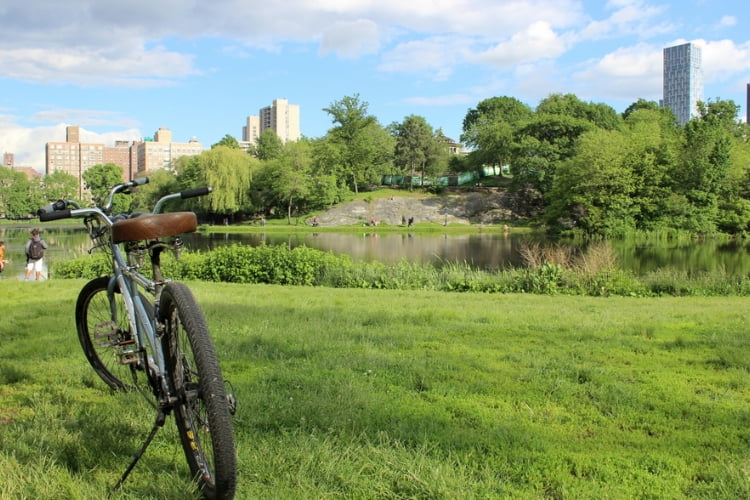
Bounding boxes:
48 243 750 297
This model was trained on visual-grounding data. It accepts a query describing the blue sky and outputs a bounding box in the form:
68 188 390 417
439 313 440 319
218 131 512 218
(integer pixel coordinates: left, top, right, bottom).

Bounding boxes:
1 0 748 171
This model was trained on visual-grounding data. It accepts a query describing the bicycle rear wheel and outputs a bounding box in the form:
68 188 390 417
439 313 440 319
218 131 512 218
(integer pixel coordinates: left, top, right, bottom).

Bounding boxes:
76 277 140 390
160 282 236 500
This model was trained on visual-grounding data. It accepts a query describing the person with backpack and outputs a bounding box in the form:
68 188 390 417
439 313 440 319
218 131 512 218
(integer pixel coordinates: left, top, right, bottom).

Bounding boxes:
24 228 48 281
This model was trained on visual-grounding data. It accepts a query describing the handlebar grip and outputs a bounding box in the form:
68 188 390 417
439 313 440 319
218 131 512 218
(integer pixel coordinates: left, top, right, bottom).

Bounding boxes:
131 177 149 186
180 187 212 199
37 199 68 216
39 209 72 222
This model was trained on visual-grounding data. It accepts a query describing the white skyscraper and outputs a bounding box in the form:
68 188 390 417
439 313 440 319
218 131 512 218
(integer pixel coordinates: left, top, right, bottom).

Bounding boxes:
243 99 300 144
662 42 703 126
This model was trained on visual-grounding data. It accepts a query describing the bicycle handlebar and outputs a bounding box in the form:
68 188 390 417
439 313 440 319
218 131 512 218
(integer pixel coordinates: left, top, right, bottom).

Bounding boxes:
180 187 212 199
39 208 73 222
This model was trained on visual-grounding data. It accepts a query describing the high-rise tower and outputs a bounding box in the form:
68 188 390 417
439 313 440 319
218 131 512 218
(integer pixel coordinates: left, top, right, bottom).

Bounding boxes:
242 98 300 145
663 42 703 125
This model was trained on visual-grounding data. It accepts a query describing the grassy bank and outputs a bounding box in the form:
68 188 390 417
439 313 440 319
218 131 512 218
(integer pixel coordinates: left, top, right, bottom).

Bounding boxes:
1 280 750 499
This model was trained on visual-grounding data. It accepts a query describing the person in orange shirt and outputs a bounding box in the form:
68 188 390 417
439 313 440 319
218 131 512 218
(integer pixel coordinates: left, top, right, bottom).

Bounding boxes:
0 240 8 275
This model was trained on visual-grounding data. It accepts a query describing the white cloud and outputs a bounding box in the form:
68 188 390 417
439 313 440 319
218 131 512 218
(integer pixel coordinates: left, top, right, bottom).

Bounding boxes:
0 45 197 87
572 43 663 101
379 36 473 80
320 19 381 59
718 15 737 28
472 21 568 69
581 0 674 41
698 39 750 83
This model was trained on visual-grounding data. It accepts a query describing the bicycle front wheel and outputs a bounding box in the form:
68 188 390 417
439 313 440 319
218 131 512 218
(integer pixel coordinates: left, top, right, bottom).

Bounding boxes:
76 277 139 390
160 282 236 500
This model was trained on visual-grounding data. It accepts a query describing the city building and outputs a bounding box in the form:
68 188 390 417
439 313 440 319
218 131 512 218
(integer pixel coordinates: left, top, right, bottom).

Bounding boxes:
45 125 203 199
242 98 300 145
45 126 106 198
134 127 203 174
662 42 703 126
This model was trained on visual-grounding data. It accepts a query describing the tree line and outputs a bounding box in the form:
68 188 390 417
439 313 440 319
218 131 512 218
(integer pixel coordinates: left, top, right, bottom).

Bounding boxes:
3 92 750 236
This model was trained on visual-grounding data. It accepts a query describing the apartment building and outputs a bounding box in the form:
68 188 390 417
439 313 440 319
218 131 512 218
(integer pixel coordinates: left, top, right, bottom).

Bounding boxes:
134 127 203 174
45 125 203 199
242 98 300 144
662 42 703 126
45 126 106 198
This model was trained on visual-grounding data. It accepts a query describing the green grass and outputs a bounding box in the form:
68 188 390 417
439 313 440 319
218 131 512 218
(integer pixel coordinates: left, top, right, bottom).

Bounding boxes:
2 280 750 499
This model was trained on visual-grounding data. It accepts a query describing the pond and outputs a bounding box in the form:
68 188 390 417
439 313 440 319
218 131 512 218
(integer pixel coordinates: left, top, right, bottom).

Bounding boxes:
2 224 750 278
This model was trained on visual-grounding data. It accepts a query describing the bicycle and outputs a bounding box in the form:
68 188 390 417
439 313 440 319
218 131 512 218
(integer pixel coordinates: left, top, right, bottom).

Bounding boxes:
39 178 237 499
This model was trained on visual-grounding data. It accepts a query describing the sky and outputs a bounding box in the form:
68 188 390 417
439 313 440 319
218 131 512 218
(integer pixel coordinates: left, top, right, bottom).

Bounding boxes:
1 0 749 172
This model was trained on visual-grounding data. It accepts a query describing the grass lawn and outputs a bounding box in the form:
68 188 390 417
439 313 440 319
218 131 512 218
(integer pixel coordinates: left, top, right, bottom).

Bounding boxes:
1 279 749 499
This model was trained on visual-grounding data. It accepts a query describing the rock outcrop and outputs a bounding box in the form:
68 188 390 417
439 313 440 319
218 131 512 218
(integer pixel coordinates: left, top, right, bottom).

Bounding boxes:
313 189 538 226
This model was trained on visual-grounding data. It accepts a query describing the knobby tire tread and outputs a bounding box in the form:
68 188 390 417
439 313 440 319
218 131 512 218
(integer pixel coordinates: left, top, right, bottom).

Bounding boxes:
160 282 237 500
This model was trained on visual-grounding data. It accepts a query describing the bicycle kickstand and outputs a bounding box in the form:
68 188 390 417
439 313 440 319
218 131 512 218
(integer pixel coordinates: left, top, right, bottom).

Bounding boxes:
109 408 168 496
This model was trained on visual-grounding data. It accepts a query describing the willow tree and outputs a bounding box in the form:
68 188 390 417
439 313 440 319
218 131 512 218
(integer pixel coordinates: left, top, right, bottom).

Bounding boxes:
176 146 257 217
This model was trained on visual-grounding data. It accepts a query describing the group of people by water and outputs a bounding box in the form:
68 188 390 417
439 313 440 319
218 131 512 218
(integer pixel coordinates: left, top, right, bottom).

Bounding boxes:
0 228 49 281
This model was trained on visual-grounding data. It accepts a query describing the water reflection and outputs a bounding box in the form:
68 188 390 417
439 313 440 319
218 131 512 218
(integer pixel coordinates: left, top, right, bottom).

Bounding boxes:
181 231 525 270
2 224 750 277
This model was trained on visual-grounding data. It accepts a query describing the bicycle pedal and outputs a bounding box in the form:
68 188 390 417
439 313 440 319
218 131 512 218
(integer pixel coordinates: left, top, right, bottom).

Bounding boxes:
119 350 140 365
94 320 118 340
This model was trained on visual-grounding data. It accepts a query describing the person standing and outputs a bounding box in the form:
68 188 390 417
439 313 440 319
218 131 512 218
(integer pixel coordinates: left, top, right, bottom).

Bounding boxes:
24 229 48 281
0 240 8 276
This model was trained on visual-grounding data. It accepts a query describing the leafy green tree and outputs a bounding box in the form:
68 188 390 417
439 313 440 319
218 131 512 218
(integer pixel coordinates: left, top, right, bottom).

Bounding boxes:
0 166 36 218
310 139 350 204
43 170 78 203
82 163 129 213
546 128 636 235
536 93 622 131
621 108 680 230
669 100 737 232
511 113 594 196
461 96 533 170
393 115 449 185
252 130 284 160
212 134 240 149
322 94 393 193
272 140 313 223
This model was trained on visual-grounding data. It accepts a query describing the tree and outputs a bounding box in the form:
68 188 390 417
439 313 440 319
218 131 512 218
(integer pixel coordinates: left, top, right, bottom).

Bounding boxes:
175 146 257 217
82 163 129 213
546 128 636 235
461 96 533 170
536 93 622 131
42 171 78 203
212 134 240 149
322 94 392 193
621 108 680 230
669 100 737 232
271 140 313 224
511 113 594 196
393 115 444 185
252 130 283 161
0 166 36 218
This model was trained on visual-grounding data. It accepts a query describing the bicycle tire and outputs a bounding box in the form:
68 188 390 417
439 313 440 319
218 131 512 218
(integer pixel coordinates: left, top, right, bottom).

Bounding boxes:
75 277 153 391
159 282 237 499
